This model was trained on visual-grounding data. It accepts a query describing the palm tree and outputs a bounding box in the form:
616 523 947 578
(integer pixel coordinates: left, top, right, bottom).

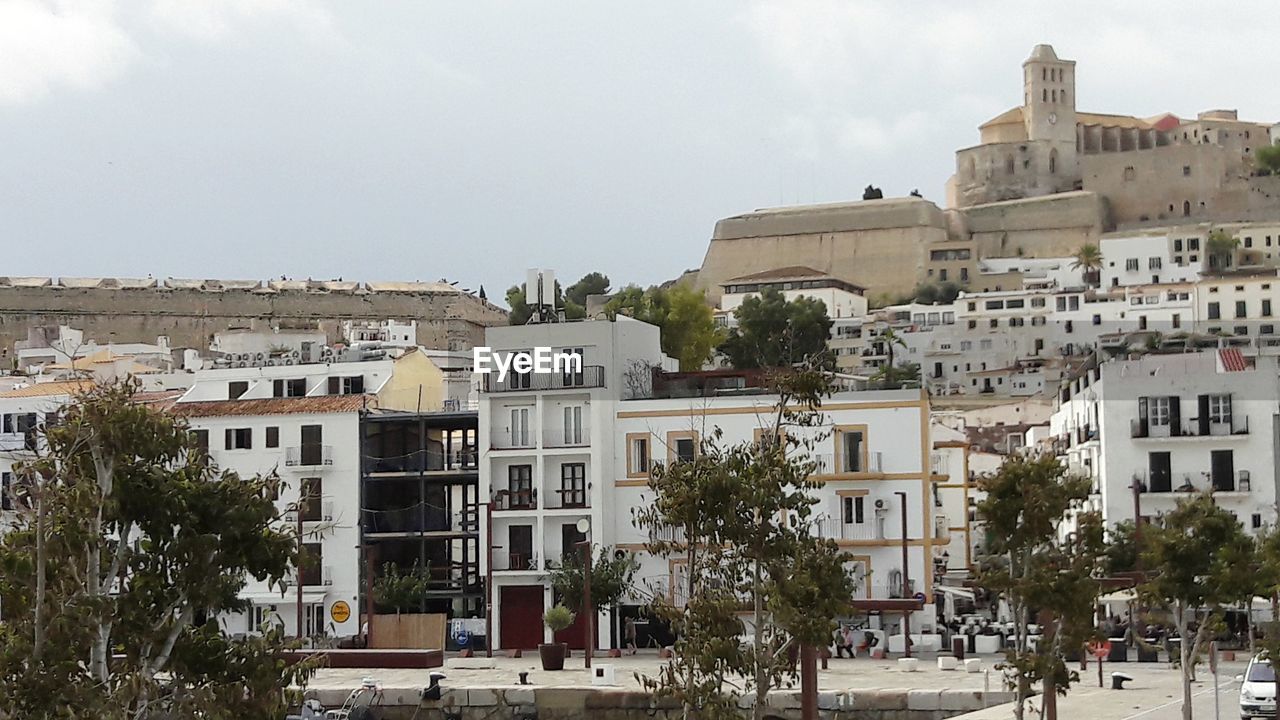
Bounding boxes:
878 326 907 372
1206 229 1240 271
1070 244 1103 286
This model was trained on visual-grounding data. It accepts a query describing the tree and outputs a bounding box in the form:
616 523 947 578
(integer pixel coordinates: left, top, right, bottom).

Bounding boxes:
719 288 833 370
872 362 921 390
1070 244 1103 286
1206 229 1240 271
1140 493 1256 720
0 382 312 719
635 367 856 720
605 284 721 371
373 561 432 618
976 454 1103 720
1102 520 1143 576
1257 143 1280 175
547 545 639 649
913 281 964 304
505 271 610 324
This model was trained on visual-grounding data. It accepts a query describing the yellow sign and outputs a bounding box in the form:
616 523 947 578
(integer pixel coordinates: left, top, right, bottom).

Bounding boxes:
330 601 351 624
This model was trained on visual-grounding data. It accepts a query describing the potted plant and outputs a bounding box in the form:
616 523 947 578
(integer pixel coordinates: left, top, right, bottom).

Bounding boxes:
539 605 575 671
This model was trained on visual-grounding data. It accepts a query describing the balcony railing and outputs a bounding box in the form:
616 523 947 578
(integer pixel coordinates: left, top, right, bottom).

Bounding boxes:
812 515 888 542
543 426 590 448
0 432 36 453
491 550 539 571
492 488 537 511
811 452 884 475
930 453 949 477
1131 416 1250 439
934 514 949 539
482 366 606 393
285 445 333 467
361 503 461 534
490 430 535 450
543 486 590 510
363 449 477 474
1139 470 1250 494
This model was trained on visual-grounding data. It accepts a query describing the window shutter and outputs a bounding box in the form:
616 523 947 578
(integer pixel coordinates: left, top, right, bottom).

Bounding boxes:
225 428 233 450
273 379 284 398
1197 395 1210 436
1137 397 1148 436
1167 397 1181 435
328 377 340 395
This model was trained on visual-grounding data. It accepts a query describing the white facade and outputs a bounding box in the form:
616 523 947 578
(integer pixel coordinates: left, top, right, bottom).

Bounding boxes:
1100 234 1203 289
478 316 959 650
1052 351 1279 534
0 382 86 531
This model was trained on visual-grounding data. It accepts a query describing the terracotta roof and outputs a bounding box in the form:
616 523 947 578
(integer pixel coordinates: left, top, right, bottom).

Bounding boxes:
980 107 1161 131
0 380 94 398
725 266 855 284
168 395 372 418
1219 348 1249 372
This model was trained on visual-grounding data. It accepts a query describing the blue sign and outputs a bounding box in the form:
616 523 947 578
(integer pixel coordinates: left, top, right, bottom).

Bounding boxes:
454 628 471 647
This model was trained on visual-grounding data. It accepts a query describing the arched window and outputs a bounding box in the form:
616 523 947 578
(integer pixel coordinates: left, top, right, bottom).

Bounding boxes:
1042 88 1048 102
1006 155 1015 175
1183 200 1191 217
1049 149 1058 174
1043 68 1047 81
1052 89 1057 102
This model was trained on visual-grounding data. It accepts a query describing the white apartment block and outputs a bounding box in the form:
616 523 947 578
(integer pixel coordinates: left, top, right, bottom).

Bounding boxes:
1051 350 1278 534
0 380 91 531
478 316 960 652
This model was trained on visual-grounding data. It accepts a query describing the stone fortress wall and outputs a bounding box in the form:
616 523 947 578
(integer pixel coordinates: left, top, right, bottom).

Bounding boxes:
0 277 508 360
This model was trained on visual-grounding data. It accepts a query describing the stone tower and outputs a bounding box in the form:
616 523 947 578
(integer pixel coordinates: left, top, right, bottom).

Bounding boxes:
1022 44 1077 186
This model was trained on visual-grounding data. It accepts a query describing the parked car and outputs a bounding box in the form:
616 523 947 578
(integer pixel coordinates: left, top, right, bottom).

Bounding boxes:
1238 655 1277 720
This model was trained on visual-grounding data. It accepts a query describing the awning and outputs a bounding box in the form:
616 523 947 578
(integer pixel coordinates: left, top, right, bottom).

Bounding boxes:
239 590 329 604
935 586 976 600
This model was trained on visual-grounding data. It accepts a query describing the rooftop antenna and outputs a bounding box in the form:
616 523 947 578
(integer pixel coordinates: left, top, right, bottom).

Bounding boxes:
525 268 559 324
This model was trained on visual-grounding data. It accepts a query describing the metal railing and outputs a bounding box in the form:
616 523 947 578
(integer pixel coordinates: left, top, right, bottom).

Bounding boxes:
812 515 888 542
543 426 590 448
1131 416 1250 439
543 486 590 510
490 430 535 450
482 365 606 393
1141 470 1248 494
361 503 460 534
491 551 539 572
285 445 333 467
363 449 477 474
811 452 884 474
491 488 537 511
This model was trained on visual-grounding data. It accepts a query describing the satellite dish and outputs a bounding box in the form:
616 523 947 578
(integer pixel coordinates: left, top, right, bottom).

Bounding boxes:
575 518 590 534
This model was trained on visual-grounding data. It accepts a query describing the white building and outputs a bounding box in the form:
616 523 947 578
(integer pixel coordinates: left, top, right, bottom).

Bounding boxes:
0 380 92 531
1100 233 1203 289
1052 350 1277 534
478 316 958 652
719 266 869 320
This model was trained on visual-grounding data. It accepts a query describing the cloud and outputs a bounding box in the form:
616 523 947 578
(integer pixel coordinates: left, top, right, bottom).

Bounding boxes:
144 0 341 44
0 0 342 106
838 111 935 156
0 1 140 105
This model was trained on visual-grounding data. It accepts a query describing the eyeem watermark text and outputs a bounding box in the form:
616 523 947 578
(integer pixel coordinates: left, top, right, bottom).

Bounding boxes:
473 347 582 383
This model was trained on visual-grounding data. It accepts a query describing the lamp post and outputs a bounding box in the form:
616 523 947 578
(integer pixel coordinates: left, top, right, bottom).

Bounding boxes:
895 490 911 658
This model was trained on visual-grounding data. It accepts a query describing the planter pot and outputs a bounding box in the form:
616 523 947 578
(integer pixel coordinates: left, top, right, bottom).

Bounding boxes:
539 643 567 671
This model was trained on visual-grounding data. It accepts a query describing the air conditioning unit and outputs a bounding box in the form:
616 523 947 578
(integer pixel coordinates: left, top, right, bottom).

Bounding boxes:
874 498 887 510
322 566 333 586
284 358 295 365
323 501 334 521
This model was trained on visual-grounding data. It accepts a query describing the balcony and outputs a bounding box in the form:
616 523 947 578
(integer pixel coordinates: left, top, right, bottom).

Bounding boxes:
1140 470 1250 495
930 453 949 477
1131 416 1250 439
812 516 889 542
285 445 333 467
491 430 535 450
301 565 334 588
543 426 590 448
492 488 537 511
482 365 606 393
364 449 478 474
811 452 884 475
361 503 459 534
1073 425 1097 444
934 514 949 539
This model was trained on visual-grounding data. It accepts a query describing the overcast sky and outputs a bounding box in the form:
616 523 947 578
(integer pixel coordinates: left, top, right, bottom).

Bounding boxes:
4 1 1280 298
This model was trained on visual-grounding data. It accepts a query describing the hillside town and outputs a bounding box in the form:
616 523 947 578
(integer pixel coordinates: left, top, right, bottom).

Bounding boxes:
5 38 1280 720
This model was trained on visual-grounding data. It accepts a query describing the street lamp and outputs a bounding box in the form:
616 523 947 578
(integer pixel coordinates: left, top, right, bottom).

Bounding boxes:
575 518 593 669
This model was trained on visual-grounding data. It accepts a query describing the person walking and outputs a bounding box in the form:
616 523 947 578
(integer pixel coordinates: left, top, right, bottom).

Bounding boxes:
624 616 638 655
837 625 857 658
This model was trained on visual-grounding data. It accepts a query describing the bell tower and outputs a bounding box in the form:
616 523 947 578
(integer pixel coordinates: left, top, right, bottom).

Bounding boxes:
1022 44 1076 144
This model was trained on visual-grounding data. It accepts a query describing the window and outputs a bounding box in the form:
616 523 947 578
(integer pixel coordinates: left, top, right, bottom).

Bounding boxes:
841 495 866 525
1149 396 1171 428
1172 314 1181 329
229 381 249 400
225 428 252 450
265 426 279 448
1049 149 1057 174
1174 239 1183 252
1236 301 1247 318
1208 302 1221 320
674 438 696 463
560 347 584 387
273 378 307 398
1264 300 1273 317
837 428 866 473
300 477 322 522
1208 394 1232 424
1125 258 1139 272
1245 237 1254 248
508 465 534 508
980 339 993 350
1189 238 1200 251
1006 155 1015 175
1263 325 1275 335
191 429 209 455
300 543 323 586
1149 257 1162 270
560 463 587 508
959 340 972 351
1183 165 1191 176
1006 299 1025 309
627 434 650 477
1 471 11 511
328 376 365 395
562 405 584 445
1031 297 1046 308
299 425 324 466
1254 514 1263 530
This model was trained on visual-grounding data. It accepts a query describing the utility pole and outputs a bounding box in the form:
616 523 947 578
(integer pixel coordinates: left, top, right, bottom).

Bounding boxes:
296 495 304 640
578 540 594 668
896 490 912 658
485 502 494 658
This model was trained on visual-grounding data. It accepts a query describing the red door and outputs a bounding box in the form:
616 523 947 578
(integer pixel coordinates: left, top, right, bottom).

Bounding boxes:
554 606 590 650
500 585 545 650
